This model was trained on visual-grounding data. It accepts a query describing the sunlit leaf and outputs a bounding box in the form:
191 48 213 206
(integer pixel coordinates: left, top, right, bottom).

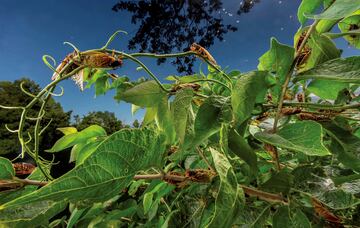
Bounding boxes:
57 127 77 135
295 57 360 83
115 80 167 107
254 121 331 156
0 129 165 210
307 79 348 100
297 0 323 26
305 0 360 20
46 125 106 153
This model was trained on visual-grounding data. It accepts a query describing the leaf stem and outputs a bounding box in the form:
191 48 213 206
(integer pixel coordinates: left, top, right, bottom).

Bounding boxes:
119 52 171 93
188 79 231 91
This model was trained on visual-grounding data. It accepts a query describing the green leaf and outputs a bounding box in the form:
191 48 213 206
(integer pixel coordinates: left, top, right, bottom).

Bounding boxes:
272 206 291 228
254 121 331 156
85 69 107 89
75 140 102 166
258 38 295 101
231 71 270 125
46 125 106 153
325 29 360 39
323 122 360 172
297 0 323 26
338 11 360 49
228 128 258 173
0 129 165 210
295 57 360 83
142 107 157 126
292 209 311 228
131 104 141 116
305 0 360 20
115 80 166 107
156 97 176 144
171 88 194 144
190 96 232 148
207 148 244 227
94 75 110 96
57 127 77 135
307 79 348 99
260 170 294 194
67 207 87 228
143 192 153 214
0 157 14 179
0 200 67 228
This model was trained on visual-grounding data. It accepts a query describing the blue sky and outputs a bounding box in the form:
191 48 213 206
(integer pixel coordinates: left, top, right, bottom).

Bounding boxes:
0 0 358 123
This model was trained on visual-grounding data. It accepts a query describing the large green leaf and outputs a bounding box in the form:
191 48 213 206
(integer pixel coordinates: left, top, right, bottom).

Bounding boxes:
0 200 67 228
207 148 244 227
0 129 165 210
295 57 360 83
307 79 348 100
190 96 232 148
297 0 323 26
0 157 14 179
115 80 166 107
305 0 360 20
231 71 270 125
171 88 194 144
228 128 258 173
258 38 295 101
254 121 331 156
46 125 106 153
323 122 360 172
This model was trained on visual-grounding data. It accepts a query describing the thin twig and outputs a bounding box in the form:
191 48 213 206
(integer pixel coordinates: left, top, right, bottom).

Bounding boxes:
196 148 216 173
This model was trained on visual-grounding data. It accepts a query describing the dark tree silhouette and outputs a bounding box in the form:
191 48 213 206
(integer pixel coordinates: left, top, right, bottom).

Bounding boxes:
112 0 260 74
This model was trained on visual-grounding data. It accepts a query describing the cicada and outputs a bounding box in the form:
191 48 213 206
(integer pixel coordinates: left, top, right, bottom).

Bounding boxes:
295 31 312 68
190 43 218 66
52 51 122 90
12 162 36 176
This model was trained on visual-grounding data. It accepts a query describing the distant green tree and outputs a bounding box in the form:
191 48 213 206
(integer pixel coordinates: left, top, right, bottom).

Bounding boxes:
0 78 71 157
73 111 124 135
